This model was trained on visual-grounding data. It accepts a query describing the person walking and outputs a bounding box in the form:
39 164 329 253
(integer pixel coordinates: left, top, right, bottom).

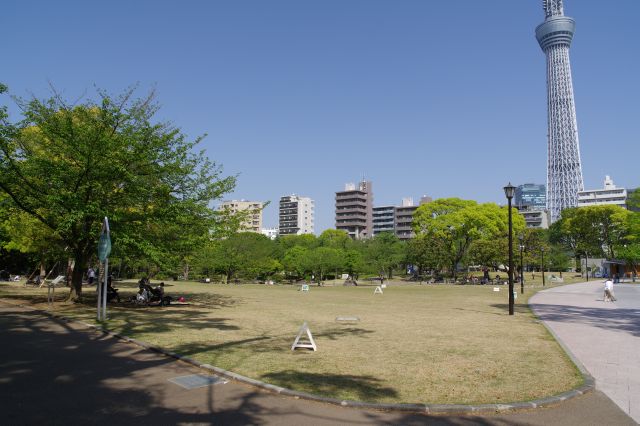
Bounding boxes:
87 267 96 286
604 279 616 302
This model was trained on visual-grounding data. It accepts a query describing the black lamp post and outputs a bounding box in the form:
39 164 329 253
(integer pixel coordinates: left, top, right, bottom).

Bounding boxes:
519 234 525 294
541 247 546 287
504 183 516 316
585 252 589 281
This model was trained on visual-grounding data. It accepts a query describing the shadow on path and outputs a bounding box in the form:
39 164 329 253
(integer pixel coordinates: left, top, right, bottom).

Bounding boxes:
530 303 640 337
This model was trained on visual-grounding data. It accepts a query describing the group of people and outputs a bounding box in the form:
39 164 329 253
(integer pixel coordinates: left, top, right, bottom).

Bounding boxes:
135 278 171 306
86 267 172 306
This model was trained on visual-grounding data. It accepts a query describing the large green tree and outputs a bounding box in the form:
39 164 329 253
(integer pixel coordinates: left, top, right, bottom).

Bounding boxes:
551 206 630 259
0 85 235 300
413 198 525 279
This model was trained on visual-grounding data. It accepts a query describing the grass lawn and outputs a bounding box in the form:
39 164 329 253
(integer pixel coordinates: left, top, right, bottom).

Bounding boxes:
0 279 583 405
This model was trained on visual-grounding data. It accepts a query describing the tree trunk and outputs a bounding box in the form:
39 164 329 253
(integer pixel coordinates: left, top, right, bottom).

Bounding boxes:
68 252 87 302
183 262 190 281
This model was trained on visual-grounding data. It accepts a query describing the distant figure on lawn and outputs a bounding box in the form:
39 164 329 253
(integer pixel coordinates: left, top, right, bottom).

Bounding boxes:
87 267 96 285
604 279 616 302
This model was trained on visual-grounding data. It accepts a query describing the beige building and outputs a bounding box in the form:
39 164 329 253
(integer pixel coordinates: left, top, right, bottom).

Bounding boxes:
220 200 263 233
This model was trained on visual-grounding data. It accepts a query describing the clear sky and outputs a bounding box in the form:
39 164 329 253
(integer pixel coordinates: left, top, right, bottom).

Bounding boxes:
3 1 639 232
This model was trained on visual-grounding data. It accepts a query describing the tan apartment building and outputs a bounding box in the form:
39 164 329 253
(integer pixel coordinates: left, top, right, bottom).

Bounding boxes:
219 200 263 233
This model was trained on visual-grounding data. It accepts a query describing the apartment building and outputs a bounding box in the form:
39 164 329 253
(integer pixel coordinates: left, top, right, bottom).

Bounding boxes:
372 206 396 235
279 195 315 235
578 176 627 209
335 181 373 239
219 200 263 233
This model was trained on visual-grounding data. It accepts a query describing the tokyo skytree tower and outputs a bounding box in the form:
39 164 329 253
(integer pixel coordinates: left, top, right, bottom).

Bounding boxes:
536 0 584 222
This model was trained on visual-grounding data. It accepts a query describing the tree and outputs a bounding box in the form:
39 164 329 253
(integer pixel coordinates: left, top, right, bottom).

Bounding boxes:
0 85 235 300
305 246 342 285
318 229 351 249
406 234 448 277
413 198 525 279
282 245 309 280
204 233 277 283
551 206 631 259
363 232 404 281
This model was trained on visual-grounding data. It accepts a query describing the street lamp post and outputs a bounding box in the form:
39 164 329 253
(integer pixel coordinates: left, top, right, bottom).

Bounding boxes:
585 252 589 281
541 247 546 287
504 183 516 316
519 234 525 294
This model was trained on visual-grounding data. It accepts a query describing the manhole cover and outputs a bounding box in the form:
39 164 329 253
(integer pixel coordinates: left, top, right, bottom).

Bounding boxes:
168 374 228 390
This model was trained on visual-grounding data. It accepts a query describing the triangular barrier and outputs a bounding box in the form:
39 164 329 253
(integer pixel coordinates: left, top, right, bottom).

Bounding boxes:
300 284 309 292
374 286 383 294
291 321 317 351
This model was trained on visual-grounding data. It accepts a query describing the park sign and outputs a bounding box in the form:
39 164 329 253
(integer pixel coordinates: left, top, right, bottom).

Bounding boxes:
97 217 111 262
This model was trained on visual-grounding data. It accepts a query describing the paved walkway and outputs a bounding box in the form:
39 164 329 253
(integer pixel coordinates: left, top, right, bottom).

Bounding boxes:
530 281 640 423
1 301 636 425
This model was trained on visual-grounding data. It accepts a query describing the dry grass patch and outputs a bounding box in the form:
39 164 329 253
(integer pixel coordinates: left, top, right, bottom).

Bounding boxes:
0 281 582 404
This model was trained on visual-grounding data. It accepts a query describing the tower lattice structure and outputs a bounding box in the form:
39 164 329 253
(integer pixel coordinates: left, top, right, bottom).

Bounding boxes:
536 0 584 222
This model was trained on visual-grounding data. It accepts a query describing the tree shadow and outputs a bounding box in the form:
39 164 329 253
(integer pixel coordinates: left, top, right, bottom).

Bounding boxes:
314 327 375 340
489 304 534 315
262 370 398 402
0 305 265 426
529 303 640 337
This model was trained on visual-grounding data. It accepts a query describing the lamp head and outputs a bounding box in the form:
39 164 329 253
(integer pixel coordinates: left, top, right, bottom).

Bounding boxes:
503 183 516 200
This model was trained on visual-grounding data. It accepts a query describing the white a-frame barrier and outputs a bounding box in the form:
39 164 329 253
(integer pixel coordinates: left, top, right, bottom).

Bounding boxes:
373 285 383 294
291 321 317 351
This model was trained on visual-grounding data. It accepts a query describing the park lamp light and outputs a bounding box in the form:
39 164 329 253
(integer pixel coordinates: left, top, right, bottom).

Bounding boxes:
518 234 525 295
504 183 516 316
503 183 516 200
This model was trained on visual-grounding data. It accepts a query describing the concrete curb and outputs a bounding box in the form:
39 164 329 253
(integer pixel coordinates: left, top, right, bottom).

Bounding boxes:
0 299 595 415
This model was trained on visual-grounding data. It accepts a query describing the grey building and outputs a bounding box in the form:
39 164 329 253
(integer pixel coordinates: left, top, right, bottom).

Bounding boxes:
395 205 418 240
335 181 373 239
519 208 551 229
515 184 546 210
373 206 395 235
393 197 431 240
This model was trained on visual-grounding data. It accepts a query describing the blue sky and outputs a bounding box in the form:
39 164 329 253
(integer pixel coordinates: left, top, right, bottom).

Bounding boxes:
3 1 639 232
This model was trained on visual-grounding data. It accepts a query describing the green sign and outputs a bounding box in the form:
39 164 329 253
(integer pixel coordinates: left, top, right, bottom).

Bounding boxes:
98 232 111 262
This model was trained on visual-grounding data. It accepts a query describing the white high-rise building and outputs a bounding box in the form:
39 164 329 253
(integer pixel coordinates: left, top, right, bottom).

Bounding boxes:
279 195 315 235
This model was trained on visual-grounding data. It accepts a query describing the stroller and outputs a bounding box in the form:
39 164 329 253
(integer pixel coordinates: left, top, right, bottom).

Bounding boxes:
106 280 120 303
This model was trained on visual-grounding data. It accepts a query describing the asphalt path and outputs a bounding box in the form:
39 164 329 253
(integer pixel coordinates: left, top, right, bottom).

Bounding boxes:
0 301 635 425
530 281 640 424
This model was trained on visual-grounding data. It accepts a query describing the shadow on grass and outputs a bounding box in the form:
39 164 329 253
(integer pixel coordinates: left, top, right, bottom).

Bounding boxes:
489 304 533 315
168 335 273 358
529 303 640 337
262 370 398 402
314 327 375 340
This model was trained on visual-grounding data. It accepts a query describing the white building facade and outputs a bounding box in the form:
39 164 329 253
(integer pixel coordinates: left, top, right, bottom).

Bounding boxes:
261 227 279 240
279 195 315 235
577 176 627 209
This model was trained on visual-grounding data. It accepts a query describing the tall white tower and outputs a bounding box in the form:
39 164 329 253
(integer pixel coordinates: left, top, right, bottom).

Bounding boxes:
536 0 584 222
